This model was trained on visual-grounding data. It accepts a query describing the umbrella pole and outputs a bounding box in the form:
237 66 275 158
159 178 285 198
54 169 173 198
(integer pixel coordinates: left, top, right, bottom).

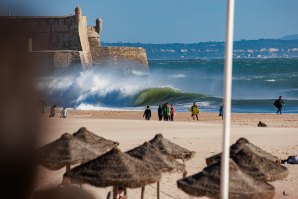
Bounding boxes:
141 186 145 199
182 159 186 177
113 186 117 199
220 0 235 199
157 182 160 199
66 163 71 173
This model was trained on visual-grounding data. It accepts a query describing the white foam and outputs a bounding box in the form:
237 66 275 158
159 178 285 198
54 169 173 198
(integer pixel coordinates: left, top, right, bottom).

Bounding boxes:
168 74 186 78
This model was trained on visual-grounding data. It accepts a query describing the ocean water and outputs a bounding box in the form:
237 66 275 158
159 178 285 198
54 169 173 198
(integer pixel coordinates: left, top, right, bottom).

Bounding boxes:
37 58 298 113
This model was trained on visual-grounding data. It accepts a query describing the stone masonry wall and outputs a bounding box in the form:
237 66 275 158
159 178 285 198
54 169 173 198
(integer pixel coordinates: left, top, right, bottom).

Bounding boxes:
0 16 82 51
77 16 92 67
92 46 149 71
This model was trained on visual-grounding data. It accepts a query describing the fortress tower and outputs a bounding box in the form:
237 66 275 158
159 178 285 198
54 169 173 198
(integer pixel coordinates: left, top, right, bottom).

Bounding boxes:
75 5 82 23
96 18 102 34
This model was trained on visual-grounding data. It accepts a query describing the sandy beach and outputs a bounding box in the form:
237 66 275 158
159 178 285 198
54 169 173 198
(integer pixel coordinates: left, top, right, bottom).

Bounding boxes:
36 111 298 199
67 110 298 128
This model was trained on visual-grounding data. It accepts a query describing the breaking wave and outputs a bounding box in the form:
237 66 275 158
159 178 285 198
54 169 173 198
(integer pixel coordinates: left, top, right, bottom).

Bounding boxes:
37 58 298 113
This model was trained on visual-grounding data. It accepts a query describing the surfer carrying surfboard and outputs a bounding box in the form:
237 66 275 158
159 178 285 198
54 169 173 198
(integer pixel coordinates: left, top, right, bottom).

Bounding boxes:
190 102 199 121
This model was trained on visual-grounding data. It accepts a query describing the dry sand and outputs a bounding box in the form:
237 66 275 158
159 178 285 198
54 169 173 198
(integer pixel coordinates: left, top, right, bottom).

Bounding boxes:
35 111 298 199
68 110 298 128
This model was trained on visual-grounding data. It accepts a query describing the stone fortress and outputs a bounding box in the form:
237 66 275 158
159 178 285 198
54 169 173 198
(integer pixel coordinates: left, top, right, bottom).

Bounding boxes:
0 6 148 74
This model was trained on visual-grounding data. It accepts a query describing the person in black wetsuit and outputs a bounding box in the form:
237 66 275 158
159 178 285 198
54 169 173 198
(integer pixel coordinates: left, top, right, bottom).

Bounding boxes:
274 96 285 115
143 105 151 120
158 105 163 121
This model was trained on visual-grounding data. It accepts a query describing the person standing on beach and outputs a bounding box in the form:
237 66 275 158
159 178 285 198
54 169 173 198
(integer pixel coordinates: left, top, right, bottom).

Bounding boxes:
49 105 56 118
170 104 175 121
164 103 171 121
143 105 151 120
38 96 47 114
219 104 224 120
274 96 285 114
60 107 68 118
190 102 199 120
158 105 163 121
162 103 167 121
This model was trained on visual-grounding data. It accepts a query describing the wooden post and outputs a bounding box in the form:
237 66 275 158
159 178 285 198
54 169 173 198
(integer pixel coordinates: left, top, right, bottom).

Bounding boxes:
141 186 145 199
182 159 187 177
113 186 117 199
66 163 71 173
157 182 160 199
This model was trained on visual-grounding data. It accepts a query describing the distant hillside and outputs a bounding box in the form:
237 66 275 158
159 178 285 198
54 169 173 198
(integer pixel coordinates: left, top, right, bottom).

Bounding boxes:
102 39 298 60
280 34 298 40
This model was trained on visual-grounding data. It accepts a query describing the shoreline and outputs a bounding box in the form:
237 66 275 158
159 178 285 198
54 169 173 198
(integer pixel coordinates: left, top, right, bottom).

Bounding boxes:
46 110 298 128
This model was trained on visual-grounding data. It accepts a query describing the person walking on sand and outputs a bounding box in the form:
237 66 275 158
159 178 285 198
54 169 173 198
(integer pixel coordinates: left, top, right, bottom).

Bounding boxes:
170 104 175 121
38 96 47 114
158 105 163 121
60 107 68 118
189 102 199 121
273 96 285 115
219 104 224 120
143 105 151 120
49 105 56 118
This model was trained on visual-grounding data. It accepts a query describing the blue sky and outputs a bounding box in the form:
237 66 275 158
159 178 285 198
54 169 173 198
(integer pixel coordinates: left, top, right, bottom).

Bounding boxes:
3 0 298 43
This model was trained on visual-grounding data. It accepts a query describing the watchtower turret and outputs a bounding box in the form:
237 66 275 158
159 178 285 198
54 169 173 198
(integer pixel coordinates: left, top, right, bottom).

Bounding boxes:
96 18 102 34
75 5 82 23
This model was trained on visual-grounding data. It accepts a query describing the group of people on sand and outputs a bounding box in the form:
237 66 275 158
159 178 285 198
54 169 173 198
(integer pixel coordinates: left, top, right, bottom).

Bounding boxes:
143 95 285 122
38 96 68 118
143 103 176 121
49 105 68 118
158 103 175 121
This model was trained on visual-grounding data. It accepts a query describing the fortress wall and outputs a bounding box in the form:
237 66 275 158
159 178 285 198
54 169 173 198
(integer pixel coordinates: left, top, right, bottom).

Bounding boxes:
88 27 101 53
77 16 93 67
30 51 82 75
78 16 90 52
0 16 81 51
91 47 149 71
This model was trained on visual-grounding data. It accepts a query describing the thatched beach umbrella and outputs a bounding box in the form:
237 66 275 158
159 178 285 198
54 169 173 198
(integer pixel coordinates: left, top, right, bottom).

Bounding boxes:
177 159 275 199
205 138 288 181
149 133 195 161
126 142 185 199
73 127 118 155
65 147 161 199
38 133 98 172
206 138 280 166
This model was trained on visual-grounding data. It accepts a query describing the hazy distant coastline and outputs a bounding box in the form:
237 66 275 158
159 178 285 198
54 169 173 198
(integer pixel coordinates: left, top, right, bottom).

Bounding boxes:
102 38 298 60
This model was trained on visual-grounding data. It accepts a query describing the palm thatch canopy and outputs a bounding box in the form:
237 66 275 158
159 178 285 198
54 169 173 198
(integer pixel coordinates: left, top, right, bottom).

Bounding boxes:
229 146 288 181
126 142 185 173
32 186 97 199
64 148 161 188
177 159 275 199
73 127 119 155
206 138 280 166
148 134 194 160
205 138 287 181
38 133 98 170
